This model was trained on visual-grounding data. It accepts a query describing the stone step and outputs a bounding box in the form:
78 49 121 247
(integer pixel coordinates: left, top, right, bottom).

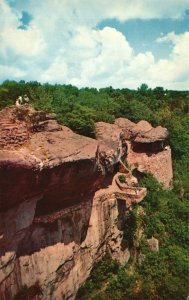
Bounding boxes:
0 118 14 122
0 122 15 126
0 117 12 120
0 123 17 126
0 132 28 136
2 123 24 127
0 120 15 123
0 133 28 137
0 122 25 126
0 127 19 130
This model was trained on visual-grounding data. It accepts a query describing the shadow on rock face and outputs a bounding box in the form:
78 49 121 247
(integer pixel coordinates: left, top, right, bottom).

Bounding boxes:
132 141 165 154
16 195 93 257
117 199 127 231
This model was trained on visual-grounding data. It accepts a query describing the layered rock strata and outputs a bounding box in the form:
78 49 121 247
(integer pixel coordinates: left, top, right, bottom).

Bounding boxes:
0 106 172 299
115 118 173 188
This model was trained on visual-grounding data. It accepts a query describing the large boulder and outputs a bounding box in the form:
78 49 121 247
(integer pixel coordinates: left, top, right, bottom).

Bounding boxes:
0 126 102 212
115 118 173 188
134 126 168 143
114 118 135 139
95 122 126 172
132 120 152 135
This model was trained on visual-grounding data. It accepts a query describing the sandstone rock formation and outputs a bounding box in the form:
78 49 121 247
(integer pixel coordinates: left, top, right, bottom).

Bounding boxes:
95 121 126 173
0 107 29 149
134 126 168 144
115 118 135 139
0 106 172 299
115 118 173 188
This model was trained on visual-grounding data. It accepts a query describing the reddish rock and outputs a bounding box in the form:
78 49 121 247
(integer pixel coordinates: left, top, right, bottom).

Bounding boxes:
38 119 62 132
0 107 173 299
0 107 29 149
95 121 126 172
114 118 135 139
114 118 135 129
0 170 145 300
134 126 168 143
127 142 173 188
115 118 173 188
133 120 152 134
0 127 101 212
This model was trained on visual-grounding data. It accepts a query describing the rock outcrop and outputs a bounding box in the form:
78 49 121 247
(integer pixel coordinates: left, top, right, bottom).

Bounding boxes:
134 126 168 144
0 106 172 299
95 121 126 173
0 107 29 149
115 118 173 188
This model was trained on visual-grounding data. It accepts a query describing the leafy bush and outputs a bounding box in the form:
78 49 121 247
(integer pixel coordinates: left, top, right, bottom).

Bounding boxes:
118 174 126 183
77 254 119 299
63 104 96 137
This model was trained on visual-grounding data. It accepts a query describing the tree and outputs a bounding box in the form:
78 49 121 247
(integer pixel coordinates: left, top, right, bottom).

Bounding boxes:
64 104 96 137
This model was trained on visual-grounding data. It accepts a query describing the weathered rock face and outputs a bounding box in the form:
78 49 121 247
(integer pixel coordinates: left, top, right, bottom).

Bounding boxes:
0 126 102 212
115 118 173 188
95 121 126 173
0 107 29 149
114 118 135 140
126 142 173 188
134 126 168 144
0 106 172 299
0 190 132 300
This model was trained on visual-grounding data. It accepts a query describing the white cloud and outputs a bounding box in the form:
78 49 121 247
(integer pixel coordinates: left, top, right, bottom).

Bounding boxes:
40 50 68 83
0 0 189 89
0 1 46 58
0 64 26 81
1 26 46 57
67 29 189 90
150 31 189 83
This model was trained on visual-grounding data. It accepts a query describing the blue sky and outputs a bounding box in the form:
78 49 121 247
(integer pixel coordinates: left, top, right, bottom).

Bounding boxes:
0 0 189 90
18 11 33 30
99 12 189 59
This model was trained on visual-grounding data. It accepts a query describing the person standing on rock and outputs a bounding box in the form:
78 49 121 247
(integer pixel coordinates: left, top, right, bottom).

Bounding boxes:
15 96 23 106
18 96 23 104
23 94 30 104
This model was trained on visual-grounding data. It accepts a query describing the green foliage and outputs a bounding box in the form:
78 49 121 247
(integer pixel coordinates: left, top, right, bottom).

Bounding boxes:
77 254 119 299
29 86 53 112
137 245 189 300
77 172 189 299
123 209 138 248
63 104 96 137
118 174 126 183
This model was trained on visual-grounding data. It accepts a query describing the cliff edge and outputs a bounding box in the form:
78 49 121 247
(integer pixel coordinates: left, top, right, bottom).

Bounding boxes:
0 105 172 299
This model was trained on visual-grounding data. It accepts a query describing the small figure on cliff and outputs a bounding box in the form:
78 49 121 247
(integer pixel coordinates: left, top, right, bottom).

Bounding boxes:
15 95 30 106
23 94 30 104
15 96 23 106
18 96 23 104
15 99 21 106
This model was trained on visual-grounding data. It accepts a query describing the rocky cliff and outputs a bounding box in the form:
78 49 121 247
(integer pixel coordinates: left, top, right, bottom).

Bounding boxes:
0 106 172 299
115 118 173 188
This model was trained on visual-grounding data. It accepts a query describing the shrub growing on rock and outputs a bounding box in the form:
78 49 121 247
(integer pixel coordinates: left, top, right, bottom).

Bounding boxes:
118 174 126 183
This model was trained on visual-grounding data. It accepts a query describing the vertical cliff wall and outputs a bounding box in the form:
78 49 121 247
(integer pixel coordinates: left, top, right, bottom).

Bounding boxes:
0 191 132 300
115 118 173 188
0 107 172 299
